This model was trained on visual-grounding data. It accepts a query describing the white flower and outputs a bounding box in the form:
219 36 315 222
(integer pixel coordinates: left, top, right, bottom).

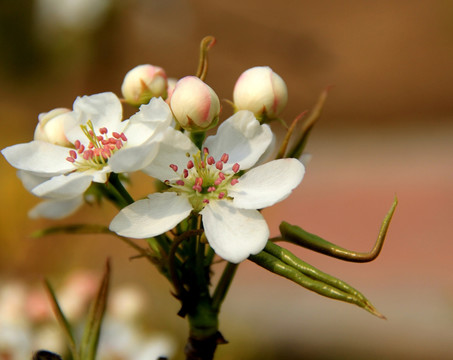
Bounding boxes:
233 66 288 119
110 111 304 263
2 93 173 201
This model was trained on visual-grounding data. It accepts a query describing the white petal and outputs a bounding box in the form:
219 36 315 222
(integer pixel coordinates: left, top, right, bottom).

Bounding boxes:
201 200 269 263
32 172 93 199
124 97 174 146
17 170 51 192
108 139 160 173
142 128 198 182
229 158 305 209
109 192 193 238
1 141 74 176
203 111 273 171
65 92 125 145
29 196 84 219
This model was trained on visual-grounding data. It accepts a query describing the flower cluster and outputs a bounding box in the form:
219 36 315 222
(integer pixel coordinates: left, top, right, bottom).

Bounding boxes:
2 62 303 263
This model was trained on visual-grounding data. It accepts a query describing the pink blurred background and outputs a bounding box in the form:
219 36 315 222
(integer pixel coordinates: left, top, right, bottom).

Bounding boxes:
0 1 452 358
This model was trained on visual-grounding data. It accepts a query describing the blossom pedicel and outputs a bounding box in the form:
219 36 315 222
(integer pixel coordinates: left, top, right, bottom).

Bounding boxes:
233 66 288 120
170 76 220 131
121 64 168 106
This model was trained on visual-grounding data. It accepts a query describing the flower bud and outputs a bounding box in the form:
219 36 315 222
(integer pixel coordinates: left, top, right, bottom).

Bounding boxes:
170 76 220 131
121 64 168 106
34 108 72 147
233 66 288 120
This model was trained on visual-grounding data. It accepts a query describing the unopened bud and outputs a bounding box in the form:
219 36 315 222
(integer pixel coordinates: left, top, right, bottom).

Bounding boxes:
233 66 288 120
121 64 168 106
170 76 220 131
34 108 72 147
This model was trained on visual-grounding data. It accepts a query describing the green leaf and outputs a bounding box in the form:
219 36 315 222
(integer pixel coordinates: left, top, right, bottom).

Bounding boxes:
79 259 111 360
43 280 79 360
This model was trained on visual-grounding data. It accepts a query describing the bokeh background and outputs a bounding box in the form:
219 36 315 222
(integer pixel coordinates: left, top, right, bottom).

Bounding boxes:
1 0 452 359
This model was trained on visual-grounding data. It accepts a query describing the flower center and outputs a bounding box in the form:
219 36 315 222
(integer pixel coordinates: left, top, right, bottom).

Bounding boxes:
165 147 240 211
65 120 127 172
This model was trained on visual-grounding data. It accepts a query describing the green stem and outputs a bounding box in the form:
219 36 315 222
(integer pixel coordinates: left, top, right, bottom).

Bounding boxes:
108 173 134 206
212 262 238 311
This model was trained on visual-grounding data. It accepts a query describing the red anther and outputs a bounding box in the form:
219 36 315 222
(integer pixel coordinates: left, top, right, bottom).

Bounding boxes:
116 140 123 149
112 132 121 139
203 147 209 155
218 172 225 180
169 164 178 172
200 161 205 168
88 142 94 149
195 177 203 186
97 135 104 141
231 178 239 186
109 138 117 144
214 178 223 186
101 150 109 159
66 157 75 163
89 130 95 136
207 186 216 192
215 161 223 170
108 144 116 150
176 180 185 186
103 145 111 157
192 184 202 192
120 133 127 141
187 160 194 169
203 199 210 204
77 144 85 154
94 148 102 156
232 163 240 173
83 150 93 160
101 139 110 145
218 192 225 199
74 140 81 149
183 169 189 178
207 156 215 165
99 127 108 134
69 150 77 159
221 153 229 163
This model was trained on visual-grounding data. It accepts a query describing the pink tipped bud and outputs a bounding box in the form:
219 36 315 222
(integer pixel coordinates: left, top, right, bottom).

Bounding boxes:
170 76 220 132
34 108 73 147
121 64 168 106
233 66 288 119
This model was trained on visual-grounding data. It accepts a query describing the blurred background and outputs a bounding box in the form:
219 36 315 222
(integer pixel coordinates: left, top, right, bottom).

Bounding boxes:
0 0 452 359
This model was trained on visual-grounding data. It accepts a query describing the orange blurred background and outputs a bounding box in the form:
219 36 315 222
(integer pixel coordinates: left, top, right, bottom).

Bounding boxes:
1 1 452 359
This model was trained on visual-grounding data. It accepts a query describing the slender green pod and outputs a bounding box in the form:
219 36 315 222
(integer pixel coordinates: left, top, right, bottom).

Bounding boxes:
279 196 398 262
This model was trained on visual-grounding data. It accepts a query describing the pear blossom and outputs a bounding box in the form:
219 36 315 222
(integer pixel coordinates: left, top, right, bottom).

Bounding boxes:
170 76 220 131
121 64 168 106
1 92 173 201
33 108 73 147
110 110 305 263
233 66 288 119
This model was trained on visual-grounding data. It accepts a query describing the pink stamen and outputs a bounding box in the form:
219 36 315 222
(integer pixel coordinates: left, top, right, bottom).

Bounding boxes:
207 186 216 192
200 161 205 169
112 132 121 139
218 172 225 180
233 163 240 173
203 147 209 155
218 192 225 199
109 138 117 144
83 150 93 160
120 133 127 141
176 180 185 186
77 144 85 154
169 164 178 172
231 179 239 186
221 153 229 163
207 156 215 165
187 160 194 169
215 161 223 170
214 178 223 186
69 150 77 159
74 140 81 149
203 199 210 204
101 139 110 145
66 157 75 163
115 140 123 149
88 142 94 149
192 184 202 192
195 177 203 186
183 169 189 178
97 135 103 141
99 127 108 134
